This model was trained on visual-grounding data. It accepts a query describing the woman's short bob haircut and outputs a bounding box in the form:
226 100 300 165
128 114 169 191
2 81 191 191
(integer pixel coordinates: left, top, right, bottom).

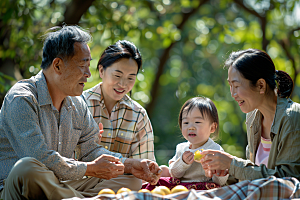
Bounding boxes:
97 40 142 73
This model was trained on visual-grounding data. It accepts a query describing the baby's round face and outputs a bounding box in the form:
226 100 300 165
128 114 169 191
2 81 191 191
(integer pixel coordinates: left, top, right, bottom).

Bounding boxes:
181 107 215 149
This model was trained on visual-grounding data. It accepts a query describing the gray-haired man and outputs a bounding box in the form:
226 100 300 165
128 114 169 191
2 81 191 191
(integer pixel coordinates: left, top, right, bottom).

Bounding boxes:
0 25 161 200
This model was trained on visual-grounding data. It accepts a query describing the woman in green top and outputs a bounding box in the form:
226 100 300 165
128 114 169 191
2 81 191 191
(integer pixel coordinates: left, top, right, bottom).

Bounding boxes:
200 49 300 182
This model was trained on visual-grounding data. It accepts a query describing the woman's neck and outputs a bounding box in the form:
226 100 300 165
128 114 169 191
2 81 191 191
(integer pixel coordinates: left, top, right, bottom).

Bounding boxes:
258 93 277 122
258 93 277 139
100 85 118 116
104 99 116 116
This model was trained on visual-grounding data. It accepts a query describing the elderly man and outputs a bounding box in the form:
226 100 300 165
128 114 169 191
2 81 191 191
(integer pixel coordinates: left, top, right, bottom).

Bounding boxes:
0 25 161 200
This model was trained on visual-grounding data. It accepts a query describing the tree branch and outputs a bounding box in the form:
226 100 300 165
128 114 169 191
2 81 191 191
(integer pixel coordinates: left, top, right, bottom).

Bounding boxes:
145 0 209 116
279 39 296 77
232 0 262 18
279 27 300 97
144 1 161 21
60 0 95 25
232 0 271 50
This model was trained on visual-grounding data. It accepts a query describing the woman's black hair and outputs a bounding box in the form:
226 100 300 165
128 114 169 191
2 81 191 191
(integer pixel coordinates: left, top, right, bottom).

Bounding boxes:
97 40 142 72
178 97 219 140
224 48 294 98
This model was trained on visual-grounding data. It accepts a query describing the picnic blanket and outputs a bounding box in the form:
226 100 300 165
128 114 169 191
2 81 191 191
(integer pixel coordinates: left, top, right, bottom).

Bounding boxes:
63 176 300 200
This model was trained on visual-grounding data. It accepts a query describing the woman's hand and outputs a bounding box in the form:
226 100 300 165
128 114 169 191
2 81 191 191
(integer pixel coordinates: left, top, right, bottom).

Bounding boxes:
98 123 104 144
200 150 234 172
182 151 194 164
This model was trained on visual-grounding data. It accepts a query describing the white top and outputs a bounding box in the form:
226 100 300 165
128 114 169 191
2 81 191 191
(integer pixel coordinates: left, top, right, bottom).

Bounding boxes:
255 136 272 167
169 138 229 186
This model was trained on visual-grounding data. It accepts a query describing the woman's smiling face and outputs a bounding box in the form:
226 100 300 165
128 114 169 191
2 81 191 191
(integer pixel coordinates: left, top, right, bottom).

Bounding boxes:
99 58 138 105
227 66 263 113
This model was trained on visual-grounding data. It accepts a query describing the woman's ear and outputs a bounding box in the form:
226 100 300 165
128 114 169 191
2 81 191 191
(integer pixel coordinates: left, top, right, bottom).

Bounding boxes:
257 78 266 94
98 65 104 78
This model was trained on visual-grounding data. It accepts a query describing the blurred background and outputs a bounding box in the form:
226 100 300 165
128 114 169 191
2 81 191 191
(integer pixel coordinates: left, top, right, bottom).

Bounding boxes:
1 0 300 166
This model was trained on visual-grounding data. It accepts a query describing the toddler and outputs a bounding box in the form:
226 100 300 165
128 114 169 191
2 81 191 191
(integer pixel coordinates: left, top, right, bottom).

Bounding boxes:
143 97 228 190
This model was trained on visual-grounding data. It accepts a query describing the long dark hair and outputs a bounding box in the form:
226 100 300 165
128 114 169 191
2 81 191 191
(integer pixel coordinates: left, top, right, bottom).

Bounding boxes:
97 40 142 72
224 49 294 98
178 97 219 139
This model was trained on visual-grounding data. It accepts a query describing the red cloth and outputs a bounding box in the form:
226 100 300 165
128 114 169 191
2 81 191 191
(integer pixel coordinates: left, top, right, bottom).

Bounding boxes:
142 177 220 191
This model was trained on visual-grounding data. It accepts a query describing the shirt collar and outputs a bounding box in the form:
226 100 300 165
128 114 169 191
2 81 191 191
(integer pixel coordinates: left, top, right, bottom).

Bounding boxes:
246 109 262 128
246 96 289 135
85 82 134 108
32 71 53 106
188 138 215 152
33 71 74 109
271 96 290 134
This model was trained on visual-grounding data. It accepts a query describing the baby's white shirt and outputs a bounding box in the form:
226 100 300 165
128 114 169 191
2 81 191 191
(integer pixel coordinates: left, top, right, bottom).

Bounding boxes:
169 138 229 186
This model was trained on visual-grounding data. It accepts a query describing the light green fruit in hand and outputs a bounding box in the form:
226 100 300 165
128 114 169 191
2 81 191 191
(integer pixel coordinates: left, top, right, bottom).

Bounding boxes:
194 149 204 161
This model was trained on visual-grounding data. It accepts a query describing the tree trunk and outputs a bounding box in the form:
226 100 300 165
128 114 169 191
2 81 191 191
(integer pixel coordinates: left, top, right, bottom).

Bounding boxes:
0 0 95 106
59 0 95 26
0 20 23 107
233 0 270 51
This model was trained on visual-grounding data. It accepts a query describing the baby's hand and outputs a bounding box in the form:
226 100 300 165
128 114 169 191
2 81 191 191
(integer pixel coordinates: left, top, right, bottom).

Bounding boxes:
182 151 194 164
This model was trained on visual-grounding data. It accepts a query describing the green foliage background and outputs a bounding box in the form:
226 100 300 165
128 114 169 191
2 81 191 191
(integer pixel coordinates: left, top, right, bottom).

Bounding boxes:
1 0 300 165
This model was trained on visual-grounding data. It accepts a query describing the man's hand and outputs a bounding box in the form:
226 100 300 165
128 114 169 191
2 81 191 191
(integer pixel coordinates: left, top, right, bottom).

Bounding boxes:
98 123 104 144
182 151 194 164
124 158 162 185
85 154 124 179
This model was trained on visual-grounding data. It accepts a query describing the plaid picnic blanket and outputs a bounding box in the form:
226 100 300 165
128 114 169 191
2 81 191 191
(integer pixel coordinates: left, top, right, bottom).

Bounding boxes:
63 176 300 200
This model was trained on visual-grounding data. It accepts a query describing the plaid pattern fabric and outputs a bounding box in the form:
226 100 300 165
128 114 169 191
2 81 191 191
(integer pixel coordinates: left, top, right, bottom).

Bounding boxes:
198 176 300 200
82 83 155 161
63 176 300 200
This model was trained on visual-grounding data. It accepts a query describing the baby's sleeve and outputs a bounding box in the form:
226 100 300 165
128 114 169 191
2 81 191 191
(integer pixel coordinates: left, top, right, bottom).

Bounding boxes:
169 156 191 178
169 143 191 178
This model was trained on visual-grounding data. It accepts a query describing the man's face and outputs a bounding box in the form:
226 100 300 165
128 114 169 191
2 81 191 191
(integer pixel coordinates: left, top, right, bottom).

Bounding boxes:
58 42 91 97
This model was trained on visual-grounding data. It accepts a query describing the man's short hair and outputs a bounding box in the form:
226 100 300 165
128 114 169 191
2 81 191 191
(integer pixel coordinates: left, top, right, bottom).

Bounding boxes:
40 25 92 69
